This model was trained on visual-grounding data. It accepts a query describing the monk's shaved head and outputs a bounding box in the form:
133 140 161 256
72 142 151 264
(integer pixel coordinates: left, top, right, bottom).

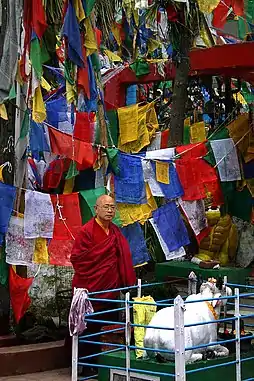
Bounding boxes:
96 194 115 207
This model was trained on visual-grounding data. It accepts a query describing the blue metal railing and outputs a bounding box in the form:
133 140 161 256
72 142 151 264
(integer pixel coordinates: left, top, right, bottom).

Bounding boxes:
72 279 254 381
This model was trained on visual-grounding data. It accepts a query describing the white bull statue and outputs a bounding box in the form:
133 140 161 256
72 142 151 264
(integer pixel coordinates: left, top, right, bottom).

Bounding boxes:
143 281 232 363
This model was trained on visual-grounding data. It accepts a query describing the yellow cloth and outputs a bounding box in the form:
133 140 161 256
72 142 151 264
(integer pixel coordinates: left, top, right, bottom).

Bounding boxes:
0 104 8 120
197 0 220 13
84 18 97 56
190 121 206 144
66 80 76 104
32 84 46 123
73 0 86 22
133 296 157 358
200 26 213 47
33 238 49 264
41 77 51 92
184 117 191 126
156 161 170 184
148 39 161 54
117 184 157 226
0 165 5 182
112 24 122 46
118 104 138 145
118 103 158 153
63 178 75 194
247 179 254 197
227 113 254 162
104 50 122 62
122 0 134 22
233 92 247 105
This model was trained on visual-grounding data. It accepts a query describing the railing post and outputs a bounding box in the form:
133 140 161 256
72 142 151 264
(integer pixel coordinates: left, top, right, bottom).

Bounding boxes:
125 292 131 381
72 335 78 381
235 288 241 381
223 276 228 332
174 295 186 381
137 279 142 298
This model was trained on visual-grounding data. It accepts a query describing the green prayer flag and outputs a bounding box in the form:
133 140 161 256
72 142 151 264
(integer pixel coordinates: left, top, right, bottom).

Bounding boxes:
130 60 150 77
80 188 122 226
91 53 101 73
30 37 43 79
0 246 8 287
83 0 95 17
41 38 51 64
19 110 30 140
66 161 79 180
106 110 119 146
241 82 254 104
8 84 16 100
106 148 120 175
227 186 253 222
205 127 230 166
183 125 190 144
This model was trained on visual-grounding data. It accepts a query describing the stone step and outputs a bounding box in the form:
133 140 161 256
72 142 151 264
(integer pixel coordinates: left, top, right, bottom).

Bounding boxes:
0 340 68 377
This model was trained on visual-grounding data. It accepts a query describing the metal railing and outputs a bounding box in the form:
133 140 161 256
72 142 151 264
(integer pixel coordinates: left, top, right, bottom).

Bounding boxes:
72 278 254 381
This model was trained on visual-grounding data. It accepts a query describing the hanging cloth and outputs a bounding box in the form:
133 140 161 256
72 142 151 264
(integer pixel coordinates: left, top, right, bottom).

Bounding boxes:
152 202 190 252
179 199 208 238
48 239 74 266
149 218 186 261
117 184 157 226
24 190 55 239
160 129 170 149
63 0 84 67
190 121 206 144
210 138 241 182
9 266 34 323
32 84 46 123
73 112 95 142
118 104 138 146
114 153 146 204
151 161 184 200
50 193 82 240
0 182 16 245
48 126 95 168
32 0 48 39
29 121 50 160
0 245 8 287
121 222 150 267
6 216 35 266
33 238 49 264
147 132 162 151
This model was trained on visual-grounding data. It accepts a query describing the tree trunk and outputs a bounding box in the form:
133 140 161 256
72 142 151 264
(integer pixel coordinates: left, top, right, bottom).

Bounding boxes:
169 31 192 147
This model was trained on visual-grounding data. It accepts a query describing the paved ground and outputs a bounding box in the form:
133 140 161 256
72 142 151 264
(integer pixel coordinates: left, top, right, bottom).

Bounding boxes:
0 369 72 381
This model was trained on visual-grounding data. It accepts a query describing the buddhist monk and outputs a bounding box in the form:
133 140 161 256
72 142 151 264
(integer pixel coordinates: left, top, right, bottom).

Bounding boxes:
70 195 136 375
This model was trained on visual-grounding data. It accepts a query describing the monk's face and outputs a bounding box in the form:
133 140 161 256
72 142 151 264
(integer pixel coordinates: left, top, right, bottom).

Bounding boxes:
95 195 116 222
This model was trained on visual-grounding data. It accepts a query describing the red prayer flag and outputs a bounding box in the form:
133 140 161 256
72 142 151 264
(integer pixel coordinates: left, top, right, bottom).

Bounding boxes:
232 0 244 16
73 112 95 143
9 267 34 323
49 239 73 266
48 126 96 168
32 0 48 39
213 0 231 29
161 129 170 149
50 193 82 240
176 142 207 160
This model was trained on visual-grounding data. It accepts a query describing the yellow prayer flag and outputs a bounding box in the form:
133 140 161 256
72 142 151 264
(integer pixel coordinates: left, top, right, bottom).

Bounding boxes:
156 161 170 184
197 0 220 13
117 184 157 226
84 18 97 56
227 114 254 163
104 49 122 62
33 238 49 264
32 85 46 123
73 0 86 22
200 26 213 48
190 121 206 144
184 117 191 127
66 80 76 104
148 39 162 54
63 178 75 194
41 76 51 92
0 104 8 120
0 165 5 182
118 104 138 145
112 24 122 46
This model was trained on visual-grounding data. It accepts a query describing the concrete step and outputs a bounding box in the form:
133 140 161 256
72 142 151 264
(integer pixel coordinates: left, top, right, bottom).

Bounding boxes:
0 340 68 377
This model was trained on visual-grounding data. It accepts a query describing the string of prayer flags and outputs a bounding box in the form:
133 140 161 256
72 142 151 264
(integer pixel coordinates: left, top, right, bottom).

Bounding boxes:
210 138 241 182
73 112 96 143
149 218 186 261
152 202 190 252
156 161 169 184
6 216 35 266
121 222 150 267
175 159 206 200
118 104 138 146
142 160 164 197
0 182 16 246
114 153 147 204
146 147 175 161
33 238 49 264
24 191 54 239
29 121 50 160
